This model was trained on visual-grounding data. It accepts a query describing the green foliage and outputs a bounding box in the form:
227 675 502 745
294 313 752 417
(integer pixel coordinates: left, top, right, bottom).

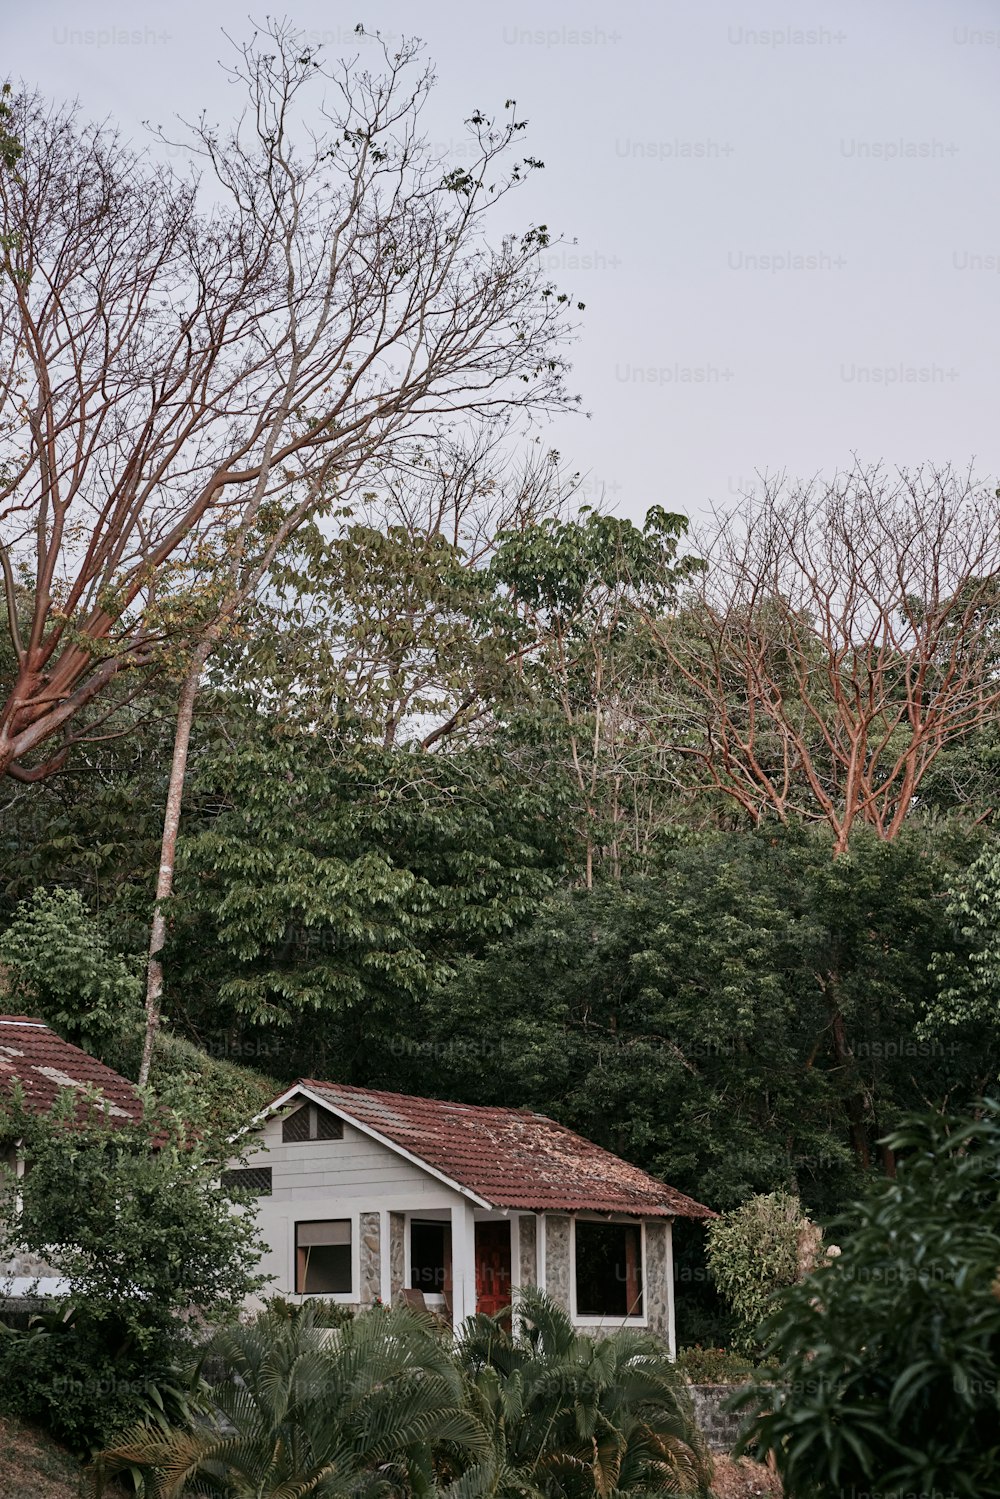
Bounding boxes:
101 1300 490 1499
0 82 21 175
457 1288 713 1498
705 1194 808 1354
924 839 1000 1060
674 1346 759 1385
0 1306 203 1459
166 731 568 1048
119 1029 277 1137
102 1293 712 1499
0 1101 267 1452
0 886 143 1046
735 1101 1000 1498
246 516 517 743
420 824 985 1212
261 1292 355 1328
490 504 699 622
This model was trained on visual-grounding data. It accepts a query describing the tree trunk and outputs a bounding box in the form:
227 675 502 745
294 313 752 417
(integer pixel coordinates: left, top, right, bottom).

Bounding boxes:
137 639 213 1087
829 1002 870 1170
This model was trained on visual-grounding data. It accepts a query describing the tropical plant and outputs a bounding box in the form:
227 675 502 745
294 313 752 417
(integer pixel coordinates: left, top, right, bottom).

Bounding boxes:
456 1288 713 1498
101 1293 712 1498
99 1301 490 1498
733 1102 1000 1498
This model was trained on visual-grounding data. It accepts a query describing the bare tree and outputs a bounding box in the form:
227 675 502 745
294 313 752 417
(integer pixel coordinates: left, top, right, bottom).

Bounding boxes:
0 24 579 785
650 464 1000 853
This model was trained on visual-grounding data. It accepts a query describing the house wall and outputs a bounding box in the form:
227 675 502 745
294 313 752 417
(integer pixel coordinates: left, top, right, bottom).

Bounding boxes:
234 1109 470 1310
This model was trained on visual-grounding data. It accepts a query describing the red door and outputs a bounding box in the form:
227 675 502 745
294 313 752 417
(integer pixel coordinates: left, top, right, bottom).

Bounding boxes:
475 1221 512 1318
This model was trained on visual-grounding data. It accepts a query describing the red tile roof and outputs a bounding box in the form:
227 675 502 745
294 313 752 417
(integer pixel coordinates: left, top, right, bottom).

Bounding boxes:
283 1080 712 1219
0 1017 143 1128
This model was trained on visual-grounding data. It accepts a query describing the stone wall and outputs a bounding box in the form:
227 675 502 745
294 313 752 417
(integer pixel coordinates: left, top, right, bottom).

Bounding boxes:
389 1212 405 1300
544 1214 571 1311
644 1220 671 1336
517 1214 536 1288
687 1384 752 1453
359 1212 381 1305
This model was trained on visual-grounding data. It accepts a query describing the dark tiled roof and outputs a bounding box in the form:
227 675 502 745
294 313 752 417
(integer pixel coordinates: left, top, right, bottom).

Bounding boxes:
0 1017 142 1127
285 1079 713 1220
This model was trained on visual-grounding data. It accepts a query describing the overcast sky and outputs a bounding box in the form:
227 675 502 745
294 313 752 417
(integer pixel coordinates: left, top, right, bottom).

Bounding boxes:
6 0 999 524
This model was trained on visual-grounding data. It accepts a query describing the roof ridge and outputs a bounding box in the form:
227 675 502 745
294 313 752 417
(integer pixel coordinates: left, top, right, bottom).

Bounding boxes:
300 1078 554 1122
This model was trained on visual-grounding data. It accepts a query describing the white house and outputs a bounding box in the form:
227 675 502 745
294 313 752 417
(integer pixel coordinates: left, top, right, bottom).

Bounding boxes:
228 1078 713 1350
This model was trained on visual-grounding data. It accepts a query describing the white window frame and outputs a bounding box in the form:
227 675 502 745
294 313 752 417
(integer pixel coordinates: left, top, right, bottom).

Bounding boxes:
569 1214 648 1328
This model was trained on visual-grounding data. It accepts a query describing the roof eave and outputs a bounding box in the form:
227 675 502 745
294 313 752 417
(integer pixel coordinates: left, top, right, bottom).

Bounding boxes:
247 1081 495 1211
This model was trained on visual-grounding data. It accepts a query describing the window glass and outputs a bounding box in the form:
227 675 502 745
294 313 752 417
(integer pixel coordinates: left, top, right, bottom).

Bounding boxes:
574 1221 643 1317
296 1220 352 1294
410 1219 451 1294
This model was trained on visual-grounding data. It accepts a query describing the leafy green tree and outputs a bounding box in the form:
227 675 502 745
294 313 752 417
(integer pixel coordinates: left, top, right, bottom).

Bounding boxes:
162 731 569 1072
735 1102 1000 1498
421 825 986 1206
490 506 702 886
0 1099 267 1451
0 886 142 1046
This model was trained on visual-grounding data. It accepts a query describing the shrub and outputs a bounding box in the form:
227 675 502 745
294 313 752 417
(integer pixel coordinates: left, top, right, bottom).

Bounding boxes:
675 1344 757 1385
0 1306 201 1454
734 1101 1000 1498
705 1191 812 1353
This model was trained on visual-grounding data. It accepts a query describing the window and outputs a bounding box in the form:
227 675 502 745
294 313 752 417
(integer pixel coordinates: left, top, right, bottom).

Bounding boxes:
221 1166 273 1196
574 1221 643 1318
410 1219 451 1294
296 1220 352 1295
282 1103 343 1144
